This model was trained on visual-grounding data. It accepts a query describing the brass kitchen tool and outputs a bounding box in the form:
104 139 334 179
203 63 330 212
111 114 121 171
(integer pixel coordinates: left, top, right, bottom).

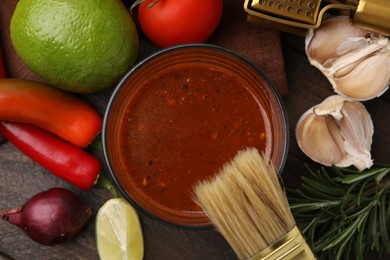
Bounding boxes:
244 0 390 36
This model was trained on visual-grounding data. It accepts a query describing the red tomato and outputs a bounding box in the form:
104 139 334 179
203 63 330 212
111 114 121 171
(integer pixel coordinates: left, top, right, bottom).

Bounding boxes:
138 0 223 48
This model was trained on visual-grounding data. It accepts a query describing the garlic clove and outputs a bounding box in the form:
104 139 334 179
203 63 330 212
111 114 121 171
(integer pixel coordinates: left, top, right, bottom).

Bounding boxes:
305 16 370 66
296 110 347 166
338 102 373 170
305 16 390 101
296 95 374 171
313 95 345 120
333 57 360 78
336 37 370 58
333 52 390 100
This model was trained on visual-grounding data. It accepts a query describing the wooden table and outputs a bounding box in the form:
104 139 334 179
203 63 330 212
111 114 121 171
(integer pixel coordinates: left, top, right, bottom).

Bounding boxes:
1 1 389 260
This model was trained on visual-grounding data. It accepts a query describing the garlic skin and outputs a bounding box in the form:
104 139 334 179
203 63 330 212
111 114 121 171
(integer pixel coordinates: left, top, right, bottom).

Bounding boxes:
296 95 374 171
305 16 390 101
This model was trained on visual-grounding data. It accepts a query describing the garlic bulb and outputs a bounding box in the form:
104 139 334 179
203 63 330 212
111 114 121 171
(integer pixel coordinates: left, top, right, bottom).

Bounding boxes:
305 16 390 101
296 95 373 171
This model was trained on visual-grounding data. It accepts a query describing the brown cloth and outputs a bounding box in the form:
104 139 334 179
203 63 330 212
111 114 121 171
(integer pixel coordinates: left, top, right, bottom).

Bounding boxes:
0 1 41 82
0 0 288 96
209 0 288 96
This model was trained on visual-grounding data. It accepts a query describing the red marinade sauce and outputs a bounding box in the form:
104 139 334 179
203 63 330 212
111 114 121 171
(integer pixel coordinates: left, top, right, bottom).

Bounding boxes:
119 63 271 214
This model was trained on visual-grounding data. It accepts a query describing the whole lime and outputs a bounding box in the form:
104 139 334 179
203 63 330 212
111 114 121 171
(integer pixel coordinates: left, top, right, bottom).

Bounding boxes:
10 0 139 93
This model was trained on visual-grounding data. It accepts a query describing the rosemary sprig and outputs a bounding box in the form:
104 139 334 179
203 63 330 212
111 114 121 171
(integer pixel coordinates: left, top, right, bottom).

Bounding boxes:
287 164 390 260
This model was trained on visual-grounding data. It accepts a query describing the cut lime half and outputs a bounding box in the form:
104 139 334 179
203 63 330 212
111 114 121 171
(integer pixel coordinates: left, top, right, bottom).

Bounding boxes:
96 198 144 260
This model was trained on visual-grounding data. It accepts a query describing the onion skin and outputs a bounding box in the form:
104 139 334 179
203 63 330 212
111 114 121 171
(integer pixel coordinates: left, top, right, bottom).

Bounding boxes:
1 188 92 245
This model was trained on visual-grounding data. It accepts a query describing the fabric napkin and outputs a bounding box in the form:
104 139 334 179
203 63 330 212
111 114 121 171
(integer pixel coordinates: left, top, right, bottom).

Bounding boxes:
0 0 288 96
0 1 41 82
209 0 288 96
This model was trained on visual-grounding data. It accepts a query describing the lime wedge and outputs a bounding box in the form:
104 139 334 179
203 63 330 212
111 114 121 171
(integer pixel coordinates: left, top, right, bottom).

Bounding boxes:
96 198 144 260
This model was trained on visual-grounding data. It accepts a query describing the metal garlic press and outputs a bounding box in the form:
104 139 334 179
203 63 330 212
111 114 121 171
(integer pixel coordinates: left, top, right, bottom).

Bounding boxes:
244 0 390 36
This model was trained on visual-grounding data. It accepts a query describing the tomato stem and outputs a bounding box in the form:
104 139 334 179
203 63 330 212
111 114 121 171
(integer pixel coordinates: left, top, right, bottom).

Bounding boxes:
130 0 160 13
130 0 145 13
147 0 160 8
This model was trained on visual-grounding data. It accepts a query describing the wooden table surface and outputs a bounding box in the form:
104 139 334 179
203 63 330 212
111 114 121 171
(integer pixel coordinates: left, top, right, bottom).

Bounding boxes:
1 1 390 260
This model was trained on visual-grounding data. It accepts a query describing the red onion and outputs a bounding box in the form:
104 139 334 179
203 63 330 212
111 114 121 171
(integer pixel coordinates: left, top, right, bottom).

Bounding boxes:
1 187 92 245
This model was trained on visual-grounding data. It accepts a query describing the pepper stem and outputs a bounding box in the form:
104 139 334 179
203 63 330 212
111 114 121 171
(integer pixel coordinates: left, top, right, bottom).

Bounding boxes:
96 173 119 198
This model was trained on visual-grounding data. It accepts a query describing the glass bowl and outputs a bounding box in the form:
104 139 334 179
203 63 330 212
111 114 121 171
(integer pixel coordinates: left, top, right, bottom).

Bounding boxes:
102 44 289 229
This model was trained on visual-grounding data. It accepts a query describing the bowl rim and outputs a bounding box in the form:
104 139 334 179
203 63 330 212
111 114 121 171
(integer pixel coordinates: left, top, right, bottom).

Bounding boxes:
102 43 289 229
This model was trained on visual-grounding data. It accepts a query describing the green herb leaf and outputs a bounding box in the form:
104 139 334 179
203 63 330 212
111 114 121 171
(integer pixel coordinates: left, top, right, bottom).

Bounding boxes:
379 188 390 252
288 164 390 260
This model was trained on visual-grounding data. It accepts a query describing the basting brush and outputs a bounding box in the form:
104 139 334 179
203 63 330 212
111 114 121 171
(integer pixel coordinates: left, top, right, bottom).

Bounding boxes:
193 147 315 260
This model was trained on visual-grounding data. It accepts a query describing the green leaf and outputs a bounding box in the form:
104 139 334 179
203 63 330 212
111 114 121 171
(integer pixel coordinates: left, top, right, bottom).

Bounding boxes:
323 166 344 188
357 178 371 206
331 164 346 177
354 215 368 260
336 236 353 260
302 176 345 197
387 193 390 220
347 200 375 219
322 217 359 250
290 200 340 212
346 179 361 195
288 163 390 259
375 168 390 182
336 168 388 184
301 217 316 233
379 188 390 253
368 203 380 251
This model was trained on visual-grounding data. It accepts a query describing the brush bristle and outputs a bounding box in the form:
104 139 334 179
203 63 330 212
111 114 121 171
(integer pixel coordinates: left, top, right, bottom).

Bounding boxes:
193 147 295 259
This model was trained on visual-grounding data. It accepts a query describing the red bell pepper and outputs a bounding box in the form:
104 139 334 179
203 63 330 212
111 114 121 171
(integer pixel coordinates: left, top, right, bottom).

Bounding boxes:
0 78 102 147
0 121 101 190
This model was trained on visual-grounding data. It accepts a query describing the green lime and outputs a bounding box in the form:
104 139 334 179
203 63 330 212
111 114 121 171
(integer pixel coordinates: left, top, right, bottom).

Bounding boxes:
10 0 139 93
96 198 144 260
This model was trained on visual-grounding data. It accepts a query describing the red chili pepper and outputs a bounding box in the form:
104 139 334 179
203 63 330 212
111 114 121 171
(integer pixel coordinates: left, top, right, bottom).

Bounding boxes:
0 78 102 147
0 121 101 190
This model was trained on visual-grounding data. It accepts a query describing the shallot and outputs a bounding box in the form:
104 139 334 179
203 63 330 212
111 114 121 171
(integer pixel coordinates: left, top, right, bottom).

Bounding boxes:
1 187 92 245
